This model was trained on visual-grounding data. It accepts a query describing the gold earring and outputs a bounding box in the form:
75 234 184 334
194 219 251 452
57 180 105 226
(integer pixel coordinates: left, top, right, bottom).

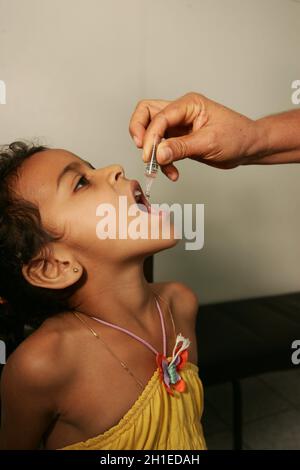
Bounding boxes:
73 267 79 273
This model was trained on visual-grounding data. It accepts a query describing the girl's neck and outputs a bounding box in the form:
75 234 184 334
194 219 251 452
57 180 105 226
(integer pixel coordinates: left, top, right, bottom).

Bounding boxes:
69 258 158 329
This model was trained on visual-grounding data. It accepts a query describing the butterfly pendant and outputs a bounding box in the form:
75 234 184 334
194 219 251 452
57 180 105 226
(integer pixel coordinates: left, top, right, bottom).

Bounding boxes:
156 333 191 396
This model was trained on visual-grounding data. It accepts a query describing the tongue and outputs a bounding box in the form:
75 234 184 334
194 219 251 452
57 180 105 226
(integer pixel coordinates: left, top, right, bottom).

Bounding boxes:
136 202 148 213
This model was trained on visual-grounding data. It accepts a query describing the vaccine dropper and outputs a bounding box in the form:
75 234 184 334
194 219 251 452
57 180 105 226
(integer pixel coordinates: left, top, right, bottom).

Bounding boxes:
144 136 159 200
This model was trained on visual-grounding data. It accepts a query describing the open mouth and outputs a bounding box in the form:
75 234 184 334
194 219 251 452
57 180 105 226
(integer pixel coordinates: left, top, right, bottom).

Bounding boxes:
130 180 151 213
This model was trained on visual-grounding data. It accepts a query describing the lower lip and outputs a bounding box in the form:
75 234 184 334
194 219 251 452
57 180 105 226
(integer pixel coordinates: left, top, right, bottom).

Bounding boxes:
136 202 167 217
136 202 148 213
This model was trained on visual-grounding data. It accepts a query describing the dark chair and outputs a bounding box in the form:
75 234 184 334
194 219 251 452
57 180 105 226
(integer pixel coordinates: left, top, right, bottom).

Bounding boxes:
196 292 300 449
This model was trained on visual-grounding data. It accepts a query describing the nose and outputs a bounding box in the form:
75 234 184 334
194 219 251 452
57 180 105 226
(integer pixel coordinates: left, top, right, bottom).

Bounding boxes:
106 164 125 185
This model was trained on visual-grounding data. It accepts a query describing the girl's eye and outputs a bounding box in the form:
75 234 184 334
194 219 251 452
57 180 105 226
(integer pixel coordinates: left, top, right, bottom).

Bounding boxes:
74 175 89 192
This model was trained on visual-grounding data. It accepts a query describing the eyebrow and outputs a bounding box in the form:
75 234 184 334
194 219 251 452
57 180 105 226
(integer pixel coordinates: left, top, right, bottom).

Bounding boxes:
56 159 94 191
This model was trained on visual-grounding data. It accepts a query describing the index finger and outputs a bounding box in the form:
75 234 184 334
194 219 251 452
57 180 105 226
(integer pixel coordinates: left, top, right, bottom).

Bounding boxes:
128 101 151 147
129 99 170 147
142 96 197 162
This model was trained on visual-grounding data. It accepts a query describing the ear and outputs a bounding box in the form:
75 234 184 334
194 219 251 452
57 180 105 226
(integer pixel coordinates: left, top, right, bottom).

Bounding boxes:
21 244 82 290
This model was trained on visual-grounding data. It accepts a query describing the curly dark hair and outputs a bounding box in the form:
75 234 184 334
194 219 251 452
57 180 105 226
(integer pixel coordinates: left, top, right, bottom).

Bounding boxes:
0 140 85 331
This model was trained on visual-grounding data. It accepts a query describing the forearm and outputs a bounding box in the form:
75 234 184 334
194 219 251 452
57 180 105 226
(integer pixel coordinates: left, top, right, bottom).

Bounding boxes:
245 109 300 164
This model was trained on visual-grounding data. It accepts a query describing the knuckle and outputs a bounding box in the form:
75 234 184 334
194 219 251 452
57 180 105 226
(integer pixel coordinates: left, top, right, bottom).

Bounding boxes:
206 130 218 152
185 91 196 98
156 110 168 123
185 91 199 100
152 111 169 131
136 99 146 109
185 91 205 103
173 139 188 158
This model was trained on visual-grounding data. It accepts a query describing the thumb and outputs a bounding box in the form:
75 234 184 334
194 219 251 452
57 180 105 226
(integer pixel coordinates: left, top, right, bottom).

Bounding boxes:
156 131 206 165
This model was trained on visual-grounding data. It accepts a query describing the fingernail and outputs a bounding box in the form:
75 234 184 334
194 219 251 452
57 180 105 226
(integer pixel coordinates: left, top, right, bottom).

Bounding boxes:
170 172 178 181
158 147 172 164
133 136 140 147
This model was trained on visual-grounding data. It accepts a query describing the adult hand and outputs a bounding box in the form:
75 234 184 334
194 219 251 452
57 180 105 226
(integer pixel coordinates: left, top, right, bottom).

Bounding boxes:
129 92 264 180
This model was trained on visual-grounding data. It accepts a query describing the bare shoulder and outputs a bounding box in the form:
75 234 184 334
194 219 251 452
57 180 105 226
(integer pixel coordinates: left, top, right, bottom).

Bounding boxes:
151 281 199 320
1 313 76 398
151 282 199 364
0 313 78 449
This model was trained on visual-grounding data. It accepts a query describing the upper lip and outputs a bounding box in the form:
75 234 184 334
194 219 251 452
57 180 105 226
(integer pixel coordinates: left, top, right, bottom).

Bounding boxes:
130 180 151 211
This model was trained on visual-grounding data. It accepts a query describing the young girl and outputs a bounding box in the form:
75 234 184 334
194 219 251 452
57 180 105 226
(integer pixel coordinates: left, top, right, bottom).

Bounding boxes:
0 141 207 450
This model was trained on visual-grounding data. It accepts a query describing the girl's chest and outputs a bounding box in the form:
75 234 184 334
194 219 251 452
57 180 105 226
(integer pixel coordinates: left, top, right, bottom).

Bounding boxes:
46 311 198 448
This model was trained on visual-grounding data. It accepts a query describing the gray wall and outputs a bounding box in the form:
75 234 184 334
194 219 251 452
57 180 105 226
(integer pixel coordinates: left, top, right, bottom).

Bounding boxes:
1 0 300 304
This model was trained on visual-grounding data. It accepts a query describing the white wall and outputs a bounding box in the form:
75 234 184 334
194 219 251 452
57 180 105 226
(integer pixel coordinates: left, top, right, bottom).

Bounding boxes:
0 0 300 304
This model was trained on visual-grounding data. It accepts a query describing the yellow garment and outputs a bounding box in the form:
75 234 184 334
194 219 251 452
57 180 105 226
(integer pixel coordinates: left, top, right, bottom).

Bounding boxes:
59 360 207 450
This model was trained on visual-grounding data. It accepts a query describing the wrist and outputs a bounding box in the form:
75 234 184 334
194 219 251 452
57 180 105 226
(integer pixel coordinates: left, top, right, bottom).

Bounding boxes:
243 118 271 164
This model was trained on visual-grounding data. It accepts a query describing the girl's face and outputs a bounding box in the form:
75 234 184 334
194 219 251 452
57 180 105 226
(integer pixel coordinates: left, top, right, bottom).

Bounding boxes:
15 149 178 267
